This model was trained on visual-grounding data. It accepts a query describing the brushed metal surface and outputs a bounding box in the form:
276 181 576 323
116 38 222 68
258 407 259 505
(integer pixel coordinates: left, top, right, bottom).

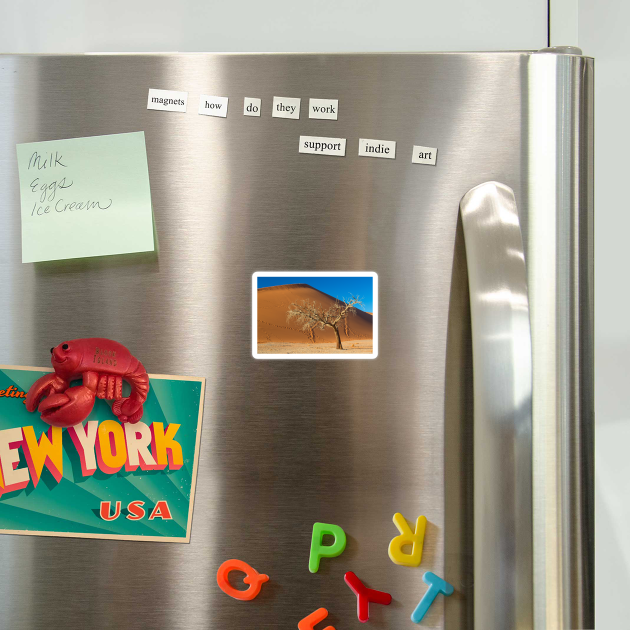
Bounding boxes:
0 52 593 629
527 52 595 629
460 182 533 630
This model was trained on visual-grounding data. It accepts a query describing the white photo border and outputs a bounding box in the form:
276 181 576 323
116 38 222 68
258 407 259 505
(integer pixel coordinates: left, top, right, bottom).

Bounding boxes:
252 271 378 360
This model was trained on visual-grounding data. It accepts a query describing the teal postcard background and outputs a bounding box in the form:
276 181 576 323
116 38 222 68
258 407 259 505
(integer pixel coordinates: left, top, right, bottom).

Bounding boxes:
0 367 204 542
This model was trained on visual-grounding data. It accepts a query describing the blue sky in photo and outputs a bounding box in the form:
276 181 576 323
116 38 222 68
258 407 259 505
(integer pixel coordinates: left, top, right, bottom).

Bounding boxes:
257 276 374 312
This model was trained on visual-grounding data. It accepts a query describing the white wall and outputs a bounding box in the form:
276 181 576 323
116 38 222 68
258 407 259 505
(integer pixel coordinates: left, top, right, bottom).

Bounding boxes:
576 2 629 627
0 0 547 53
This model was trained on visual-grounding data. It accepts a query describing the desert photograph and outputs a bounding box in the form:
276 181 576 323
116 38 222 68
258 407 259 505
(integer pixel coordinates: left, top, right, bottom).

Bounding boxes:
254 274 376 357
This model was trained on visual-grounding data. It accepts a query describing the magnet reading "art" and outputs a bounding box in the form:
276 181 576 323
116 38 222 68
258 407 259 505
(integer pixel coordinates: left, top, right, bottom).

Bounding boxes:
216 559 269 601
388 512 427 567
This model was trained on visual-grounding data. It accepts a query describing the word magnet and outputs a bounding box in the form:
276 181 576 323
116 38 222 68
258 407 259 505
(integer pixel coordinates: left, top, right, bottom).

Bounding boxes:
244 97 262 116
147 88 187 112
272 96 300 119
308 98 338 120
198 95 228 118
411 145 438 165
358 138 396 159
344 571 392 622
216 559 269 601
388 512 427 567
309 522 346 573
299 136 346 157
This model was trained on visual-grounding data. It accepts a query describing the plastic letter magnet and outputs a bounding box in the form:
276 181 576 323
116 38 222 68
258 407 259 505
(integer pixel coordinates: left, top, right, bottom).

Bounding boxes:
388 512 427 567
410 571 454 623
298 607 335 630
309 522 347 573
216 559 269 601
344 571 392 622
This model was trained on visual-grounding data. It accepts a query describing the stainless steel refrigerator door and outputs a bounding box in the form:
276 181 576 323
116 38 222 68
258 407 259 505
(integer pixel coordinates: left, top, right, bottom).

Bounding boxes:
0 52 593 629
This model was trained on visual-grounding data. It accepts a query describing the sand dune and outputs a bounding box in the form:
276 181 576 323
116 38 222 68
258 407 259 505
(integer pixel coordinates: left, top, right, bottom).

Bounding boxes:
258 340 373 354
257 283 373 344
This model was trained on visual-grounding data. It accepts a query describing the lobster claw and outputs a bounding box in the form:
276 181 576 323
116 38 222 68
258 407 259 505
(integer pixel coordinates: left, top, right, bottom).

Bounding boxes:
25 373 67 413
112 398 144 424
37 386 96 428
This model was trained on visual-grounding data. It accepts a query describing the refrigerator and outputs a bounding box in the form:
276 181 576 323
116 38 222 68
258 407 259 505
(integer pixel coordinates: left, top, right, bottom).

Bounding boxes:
0 50 593 629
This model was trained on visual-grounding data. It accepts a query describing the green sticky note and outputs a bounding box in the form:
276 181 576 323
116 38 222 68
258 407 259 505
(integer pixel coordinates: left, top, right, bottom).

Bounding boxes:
16 132 155 263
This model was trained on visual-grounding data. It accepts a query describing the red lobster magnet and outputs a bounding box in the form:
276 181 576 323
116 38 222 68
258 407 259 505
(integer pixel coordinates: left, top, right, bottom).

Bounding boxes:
26 338 149 428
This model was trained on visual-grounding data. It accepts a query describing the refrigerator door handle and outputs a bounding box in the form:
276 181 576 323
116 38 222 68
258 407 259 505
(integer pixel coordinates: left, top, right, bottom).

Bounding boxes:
460 181 533 629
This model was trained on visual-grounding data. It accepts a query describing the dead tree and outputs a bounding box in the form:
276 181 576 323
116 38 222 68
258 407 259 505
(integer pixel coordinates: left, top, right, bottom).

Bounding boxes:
287 295 364 350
